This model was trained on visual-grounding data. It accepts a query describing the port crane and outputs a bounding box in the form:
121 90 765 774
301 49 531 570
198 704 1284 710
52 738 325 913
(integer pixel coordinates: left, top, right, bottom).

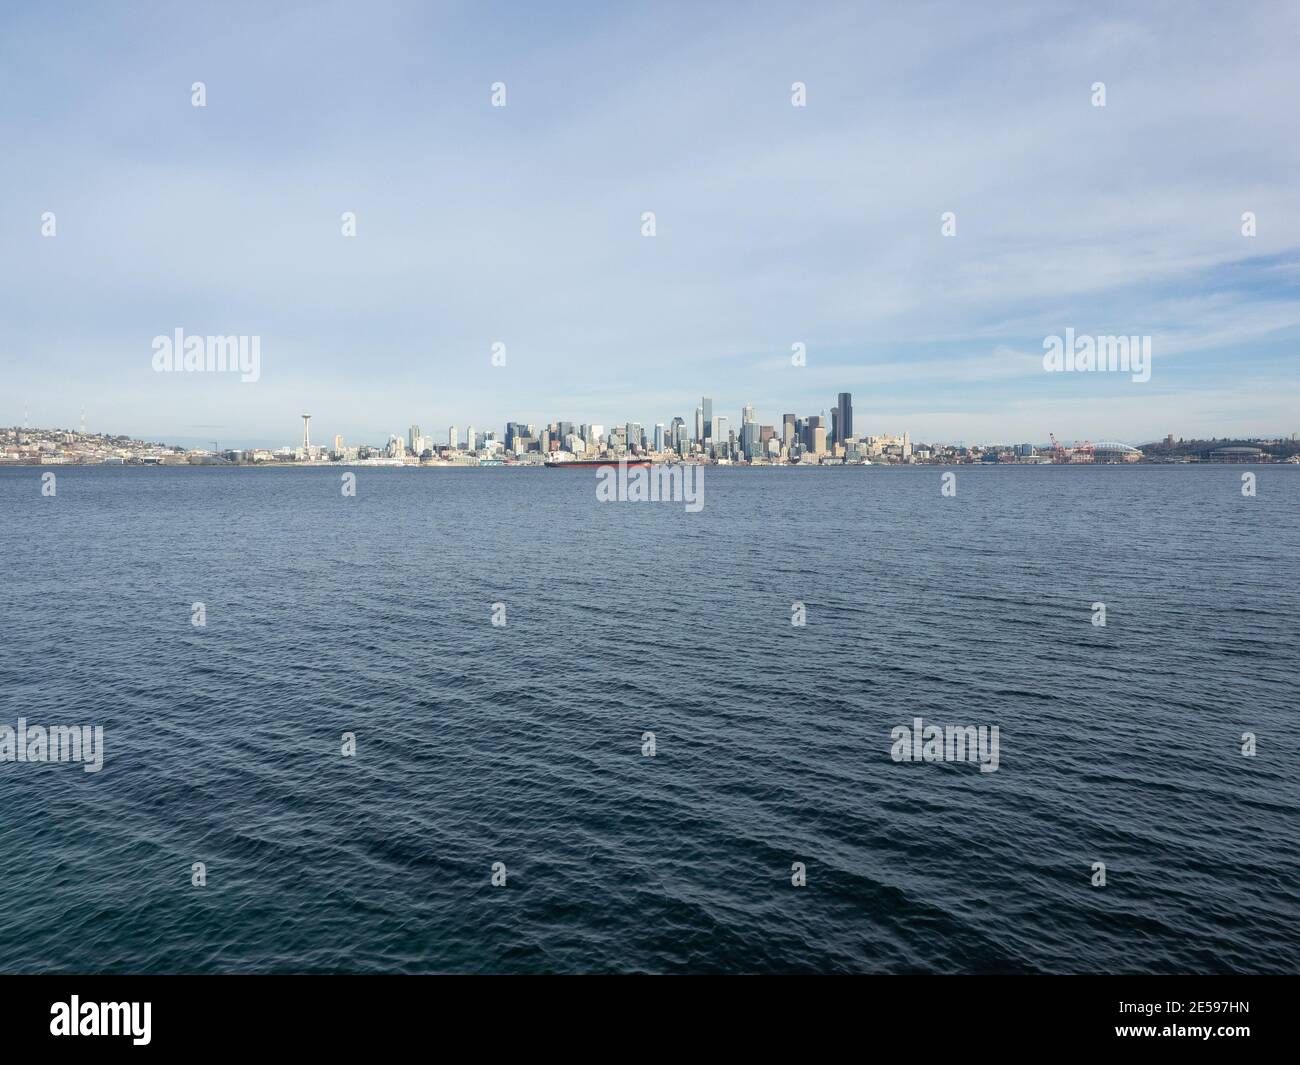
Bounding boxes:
1049 433 1096 463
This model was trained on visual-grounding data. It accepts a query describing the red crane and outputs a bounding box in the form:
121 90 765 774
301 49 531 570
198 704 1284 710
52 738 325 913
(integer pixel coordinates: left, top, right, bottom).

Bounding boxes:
1049 434 1095 463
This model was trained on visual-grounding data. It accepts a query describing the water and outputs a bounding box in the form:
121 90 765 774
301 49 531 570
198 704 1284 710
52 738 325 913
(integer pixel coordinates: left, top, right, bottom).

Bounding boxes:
1 464 1297 974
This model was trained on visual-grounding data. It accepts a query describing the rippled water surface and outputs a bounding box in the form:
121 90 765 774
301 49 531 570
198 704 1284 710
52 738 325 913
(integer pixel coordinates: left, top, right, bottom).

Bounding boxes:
1 464 1297 973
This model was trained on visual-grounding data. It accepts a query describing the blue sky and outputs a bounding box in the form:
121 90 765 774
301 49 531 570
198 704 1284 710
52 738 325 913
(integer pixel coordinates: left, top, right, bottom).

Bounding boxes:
2 0 1298 447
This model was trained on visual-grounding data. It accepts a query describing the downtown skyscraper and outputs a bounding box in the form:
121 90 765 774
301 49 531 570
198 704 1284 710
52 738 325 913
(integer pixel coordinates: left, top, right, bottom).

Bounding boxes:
836 393 853 444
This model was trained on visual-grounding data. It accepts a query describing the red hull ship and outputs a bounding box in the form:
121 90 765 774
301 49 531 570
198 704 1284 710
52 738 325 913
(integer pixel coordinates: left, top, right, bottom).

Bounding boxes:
544 457 654 469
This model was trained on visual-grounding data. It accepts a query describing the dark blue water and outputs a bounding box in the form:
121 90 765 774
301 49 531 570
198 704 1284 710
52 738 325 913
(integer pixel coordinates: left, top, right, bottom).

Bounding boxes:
1 464 1297 973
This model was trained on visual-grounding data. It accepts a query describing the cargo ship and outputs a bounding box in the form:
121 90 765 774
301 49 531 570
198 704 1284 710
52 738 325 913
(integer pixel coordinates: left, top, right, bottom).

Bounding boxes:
544 457 654 469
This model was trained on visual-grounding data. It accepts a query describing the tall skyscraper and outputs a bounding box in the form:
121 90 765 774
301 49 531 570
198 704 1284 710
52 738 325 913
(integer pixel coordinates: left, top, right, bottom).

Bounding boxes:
837 392 853 442
782 414 796 450
654 423 665 452
742 404 755 426
408 425 421 452
674 421 688 455
506 422 523 451
701 397 713 440
448 425 458 449
465 424 475 451
695 407 704 442
804 414 824 451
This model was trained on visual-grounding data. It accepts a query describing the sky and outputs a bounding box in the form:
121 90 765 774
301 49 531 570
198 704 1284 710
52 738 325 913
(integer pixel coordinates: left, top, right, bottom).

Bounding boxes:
2 0 1298 448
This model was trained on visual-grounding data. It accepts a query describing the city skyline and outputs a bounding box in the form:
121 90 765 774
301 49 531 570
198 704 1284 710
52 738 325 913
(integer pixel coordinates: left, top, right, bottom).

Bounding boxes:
0 411 1196 457
3 3 1299 444
7 398 1297 455
10 401 1298 467
8 380 1296 457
